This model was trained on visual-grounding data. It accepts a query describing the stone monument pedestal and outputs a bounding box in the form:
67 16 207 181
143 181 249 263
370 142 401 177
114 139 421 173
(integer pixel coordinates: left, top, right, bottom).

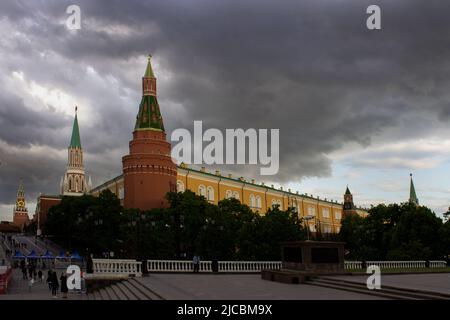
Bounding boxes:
262 241 348 284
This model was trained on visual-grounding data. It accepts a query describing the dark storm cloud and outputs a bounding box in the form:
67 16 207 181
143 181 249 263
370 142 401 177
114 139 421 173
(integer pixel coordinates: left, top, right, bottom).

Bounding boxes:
0 89 69 148
1 0 450 206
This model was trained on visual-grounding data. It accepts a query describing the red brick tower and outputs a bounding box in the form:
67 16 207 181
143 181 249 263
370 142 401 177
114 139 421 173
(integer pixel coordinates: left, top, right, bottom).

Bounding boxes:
122 55 177 210
13 180 30 229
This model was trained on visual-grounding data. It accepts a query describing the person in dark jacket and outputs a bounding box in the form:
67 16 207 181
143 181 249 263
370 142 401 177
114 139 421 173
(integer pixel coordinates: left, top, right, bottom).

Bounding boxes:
47 269 53 291
86 254 94 274
60 273 68 298
51 271 59 298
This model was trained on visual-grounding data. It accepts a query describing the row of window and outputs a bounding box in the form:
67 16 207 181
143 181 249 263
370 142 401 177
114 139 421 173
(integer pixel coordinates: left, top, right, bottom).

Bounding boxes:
176 180 342 218
307 206 341 220
308 225 340 233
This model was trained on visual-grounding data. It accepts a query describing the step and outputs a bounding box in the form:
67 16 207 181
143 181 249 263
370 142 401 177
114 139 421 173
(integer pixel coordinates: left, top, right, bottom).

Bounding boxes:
121 280 148 300
127 278 164 300
109 283 128 300
99 287 114 300
92 291 100 300
311 279 424 300
305 280 412 300
115 282 138 300
103 286 120 300
318 277 450 300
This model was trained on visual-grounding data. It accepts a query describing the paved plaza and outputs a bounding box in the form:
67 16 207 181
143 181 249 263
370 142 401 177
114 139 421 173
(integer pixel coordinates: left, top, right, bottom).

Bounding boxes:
2 270 450 300
135 273 386 300
1 235 448 300
328 273 450 295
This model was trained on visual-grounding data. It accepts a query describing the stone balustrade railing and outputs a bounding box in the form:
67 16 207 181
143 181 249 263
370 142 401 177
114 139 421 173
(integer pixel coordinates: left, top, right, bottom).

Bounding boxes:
218 261 282 272
366 260 425 269
429 260 447 268
92 259 142 277
147 260 282 273
147 260 211 272
344 260 448 270
344 261 363 270
102 259 448 274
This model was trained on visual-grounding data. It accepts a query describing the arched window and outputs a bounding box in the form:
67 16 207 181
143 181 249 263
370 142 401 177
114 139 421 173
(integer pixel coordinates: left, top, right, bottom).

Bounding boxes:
249 194 255 207
226 190 233 199
198 185 206 197
75 177 79 192
256 196 262 209
177 180 185 192
207 186 214 201
232 191 240 200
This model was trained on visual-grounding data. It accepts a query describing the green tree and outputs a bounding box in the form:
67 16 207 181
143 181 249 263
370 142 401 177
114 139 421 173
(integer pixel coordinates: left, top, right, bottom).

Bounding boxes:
44 190 125 256
238 205 305 260
339 202 446 260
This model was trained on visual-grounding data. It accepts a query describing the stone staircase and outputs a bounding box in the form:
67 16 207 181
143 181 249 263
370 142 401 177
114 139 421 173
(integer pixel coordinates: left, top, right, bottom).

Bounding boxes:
305 277 450 300
86 278 164 300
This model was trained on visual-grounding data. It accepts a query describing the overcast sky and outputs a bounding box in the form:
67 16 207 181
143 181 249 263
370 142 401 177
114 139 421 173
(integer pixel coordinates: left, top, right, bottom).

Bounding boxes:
1 0 450 221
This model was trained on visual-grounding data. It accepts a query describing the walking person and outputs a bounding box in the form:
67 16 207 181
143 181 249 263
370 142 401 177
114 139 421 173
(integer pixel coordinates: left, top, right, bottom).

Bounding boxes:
192 254 200 273
22 265 28 280
51 271 59 298
60 272 68 299
38 270 43 283
47 269 53 291
28 277 34 292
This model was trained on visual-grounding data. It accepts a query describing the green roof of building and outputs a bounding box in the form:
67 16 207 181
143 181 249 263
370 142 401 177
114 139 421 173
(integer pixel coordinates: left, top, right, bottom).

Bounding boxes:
70 107 82 148
144 55 155 78
134 95 165 131
345 186 351 195
135 57 164 131
409 174 419 205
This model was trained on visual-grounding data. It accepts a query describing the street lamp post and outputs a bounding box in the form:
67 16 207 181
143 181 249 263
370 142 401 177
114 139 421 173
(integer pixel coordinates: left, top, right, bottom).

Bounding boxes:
304 215 315 241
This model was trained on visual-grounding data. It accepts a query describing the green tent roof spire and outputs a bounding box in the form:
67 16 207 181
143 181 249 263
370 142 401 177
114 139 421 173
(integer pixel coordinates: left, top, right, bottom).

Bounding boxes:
144 54 155 78
409 173 419 205
70 106 82 148
345 185 351 195
135 56 165 132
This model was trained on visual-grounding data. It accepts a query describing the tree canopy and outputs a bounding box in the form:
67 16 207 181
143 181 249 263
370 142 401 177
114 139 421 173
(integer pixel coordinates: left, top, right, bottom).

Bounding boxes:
44 190 306 260
339 202 449 260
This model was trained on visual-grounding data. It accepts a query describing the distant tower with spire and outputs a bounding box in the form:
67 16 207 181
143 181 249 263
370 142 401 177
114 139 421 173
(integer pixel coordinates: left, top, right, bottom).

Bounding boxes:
409 173 419 206
122 55 177 210
343 185 357 216
13 180 30 229
61 107 92 195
